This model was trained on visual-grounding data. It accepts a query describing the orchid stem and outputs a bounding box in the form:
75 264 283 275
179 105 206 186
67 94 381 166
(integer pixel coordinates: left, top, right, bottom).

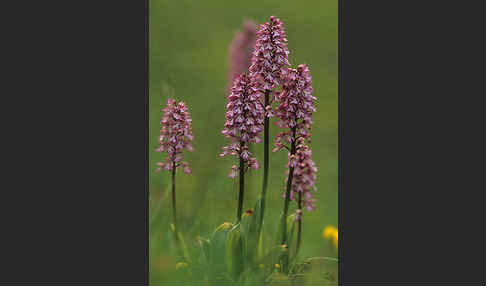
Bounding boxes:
237 142 246 223
258 89 271 235
171 162 177 234
296 192 302 256
281 126 297 245
171 161 182 257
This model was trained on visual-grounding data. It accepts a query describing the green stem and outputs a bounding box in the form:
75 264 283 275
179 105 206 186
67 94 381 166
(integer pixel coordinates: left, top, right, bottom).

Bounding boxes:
296 192 302 256
171 162 177 233
281 126 297 245
171 161 182 257
237 142 246 223
258 89 271 235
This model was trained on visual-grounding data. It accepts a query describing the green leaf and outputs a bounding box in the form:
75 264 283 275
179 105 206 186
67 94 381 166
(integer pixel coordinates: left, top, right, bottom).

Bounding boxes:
275 212 296 245
209 222 234 273
257 222 264 261
240 267 265 286
273 213 296 273
286 214 297 248
250 196 264 235
169 223 191 262
246 196 264 265
225 223 246 280
258 244 288 267
302 256 339 273
276 213 286 245
196 236 211 267
177 231 191 263
304 257 339 263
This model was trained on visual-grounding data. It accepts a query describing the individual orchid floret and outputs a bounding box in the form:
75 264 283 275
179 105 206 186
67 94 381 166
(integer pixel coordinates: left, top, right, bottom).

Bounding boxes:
228 20 257 86
155 98 194 172
249 16 290 91
221 73 264 177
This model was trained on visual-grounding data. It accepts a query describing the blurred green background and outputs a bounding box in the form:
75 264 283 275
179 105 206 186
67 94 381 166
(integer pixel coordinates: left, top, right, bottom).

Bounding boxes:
149 0 337 283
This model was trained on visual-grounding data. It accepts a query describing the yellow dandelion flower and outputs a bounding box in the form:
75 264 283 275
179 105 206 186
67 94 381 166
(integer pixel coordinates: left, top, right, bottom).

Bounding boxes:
274 264 281 269
175 262 188 270
322 225 337 239
322 225 338 249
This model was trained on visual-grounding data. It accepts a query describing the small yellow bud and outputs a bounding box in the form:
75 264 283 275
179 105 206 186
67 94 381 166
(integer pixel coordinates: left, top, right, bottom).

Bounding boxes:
218 222 233 230
175 262 188 270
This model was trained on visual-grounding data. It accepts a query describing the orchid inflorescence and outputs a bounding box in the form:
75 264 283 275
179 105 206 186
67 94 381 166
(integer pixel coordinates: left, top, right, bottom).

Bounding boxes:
274 64 315 150
289 137 318 218
273 64 317 218
156 98 194 174
228 20 257 85
220 73 265 177
249 16 290 92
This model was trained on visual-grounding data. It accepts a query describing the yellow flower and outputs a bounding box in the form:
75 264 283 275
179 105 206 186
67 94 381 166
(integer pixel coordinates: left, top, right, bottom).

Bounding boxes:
175 262 188 270
322 225 337 239
274 264 281 269
322 225 338 248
